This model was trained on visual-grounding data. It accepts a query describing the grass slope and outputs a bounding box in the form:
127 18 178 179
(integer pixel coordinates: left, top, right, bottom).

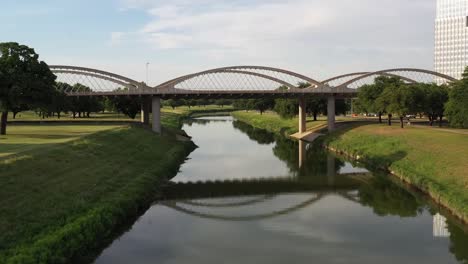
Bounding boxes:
322 124 468 222
231 111 326 135
0 125 120 159
0 123 195 263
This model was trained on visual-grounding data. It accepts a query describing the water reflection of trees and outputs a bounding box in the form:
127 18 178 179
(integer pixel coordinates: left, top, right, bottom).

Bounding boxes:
185 118 231 127
232 120 275 145
232 120 343 177
358 174 425 217
230 120 468 260
447 222 468 264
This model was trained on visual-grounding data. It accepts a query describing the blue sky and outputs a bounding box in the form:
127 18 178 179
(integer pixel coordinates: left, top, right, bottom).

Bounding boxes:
1 0 436 85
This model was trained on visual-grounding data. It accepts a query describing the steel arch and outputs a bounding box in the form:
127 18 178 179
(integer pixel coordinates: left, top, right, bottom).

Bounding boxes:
50 65 148 92
155 66 324 90
322 72 419 86
336 68 457 88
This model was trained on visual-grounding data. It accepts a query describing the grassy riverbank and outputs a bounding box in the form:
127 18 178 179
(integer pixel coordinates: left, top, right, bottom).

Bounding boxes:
0 116 195 262
231 111 326 135
322 124 468 222
230 111 468 222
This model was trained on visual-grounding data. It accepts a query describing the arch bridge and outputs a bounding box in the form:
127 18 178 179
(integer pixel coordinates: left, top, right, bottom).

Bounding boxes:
50 65 457 134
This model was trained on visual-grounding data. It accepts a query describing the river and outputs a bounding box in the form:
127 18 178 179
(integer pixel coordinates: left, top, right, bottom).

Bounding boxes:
93 116 468 264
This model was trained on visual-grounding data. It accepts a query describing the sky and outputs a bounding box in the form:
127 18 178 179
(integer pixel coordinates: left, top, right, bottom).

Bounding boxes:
1 0 436 86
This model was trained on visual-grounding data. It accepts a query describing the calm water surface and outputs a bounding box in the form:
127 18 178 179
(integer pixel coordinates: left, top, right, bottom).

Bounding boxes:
94 116 468 264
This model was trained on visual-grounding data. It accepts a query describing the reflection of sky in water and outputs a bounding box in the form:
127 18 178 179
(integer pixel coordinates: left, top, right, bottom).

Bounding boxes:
339 162 369 174
95 193 458 264
172 117 291 182
94 118 465 264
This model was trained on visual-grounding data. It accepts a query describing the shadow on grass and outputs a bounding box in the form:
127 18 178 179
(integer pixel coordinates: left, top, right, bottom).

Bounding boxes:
5 134 79 140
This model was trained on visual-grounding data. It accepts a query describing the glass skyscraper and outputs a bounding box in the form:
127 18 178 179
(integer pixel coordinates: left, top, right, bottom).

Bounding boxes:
435 0 468 81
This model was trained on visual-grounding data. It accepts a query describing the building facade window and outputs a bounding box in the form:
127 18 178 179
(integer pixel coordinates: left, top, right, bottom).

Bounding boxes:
435 0 468 83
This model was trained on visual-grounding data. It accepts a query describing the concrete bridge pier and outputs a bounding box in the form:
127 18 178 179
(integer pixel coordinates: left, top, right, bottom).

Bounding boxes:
327 95 336 132
140 96 151 125
152 96 161 134
298 140 306 169
298 96 307 133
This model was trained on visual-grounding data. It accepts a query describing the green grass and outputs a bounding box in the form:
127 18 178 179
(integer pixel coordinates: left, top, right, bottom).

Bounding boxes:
322 123 468 222
0 125 120 159
0 118 195 263
231 111 326 135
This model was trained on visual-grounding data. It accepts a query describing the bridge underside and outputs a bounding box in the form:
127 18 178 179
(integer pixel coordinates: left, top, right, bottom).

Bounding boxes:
161 173 370 200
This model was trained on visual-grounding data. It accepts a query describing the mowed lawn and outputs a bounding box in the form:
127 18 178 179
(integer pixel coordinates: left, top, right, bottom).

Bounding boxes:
0 125 120 159
324 124 468 220
0 122 194 262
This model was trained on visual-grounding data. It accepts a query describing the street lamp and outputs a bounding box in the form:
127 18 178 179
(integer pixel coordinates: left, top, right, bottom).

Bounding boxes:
146 62 150 84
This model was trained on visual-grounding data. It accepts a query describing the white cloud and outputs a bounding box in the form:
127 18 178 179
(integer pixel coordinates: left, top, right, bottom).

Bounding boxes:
111 0 436 81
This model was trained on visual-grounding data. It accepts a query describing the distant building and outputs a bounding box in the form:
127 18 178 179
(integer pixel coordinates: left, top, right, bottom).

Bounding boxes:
435 0 468 82
433 213 450 237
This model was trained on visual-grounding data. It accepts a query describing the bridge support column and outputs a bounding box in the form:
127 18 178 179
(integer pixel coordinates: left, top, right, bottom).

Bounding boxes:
298 140 306 169
298 96 307 133
141 96 150 125
152 96 161 134
327 95 336 132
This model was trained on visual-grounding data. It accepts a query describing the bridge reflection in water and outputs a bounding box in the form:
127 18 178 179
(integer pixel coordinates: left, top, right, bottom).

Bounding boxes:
93 117 468 264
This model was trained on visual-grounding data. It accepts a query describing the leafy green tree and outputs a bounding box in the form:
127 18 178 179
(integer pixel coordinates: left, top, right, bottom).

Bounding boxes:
358 84 385 122
306 97 326 121
215 99 231 108
384 84 416 128
445 67 468 128
274 98 297 119
36 86 69 119
0 42 56 134
109 88 141 119
358 76 406 124
252 98 275 114
164 99 179 109
186 99 197 108
67 84 103 118
418 83 449 127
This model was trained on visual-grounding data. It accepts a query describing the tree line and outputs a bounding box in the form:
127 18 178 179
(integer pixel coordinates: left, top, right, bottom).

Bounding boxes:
232 82 350 118
2 42 468 135
355 69 468 128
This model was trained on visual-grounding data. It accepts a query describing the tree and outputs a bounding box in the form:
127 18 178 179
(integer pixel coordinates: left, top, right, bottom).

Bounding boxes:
110 88 141 119
215 99 231 108
67 84 103 118
358 84 385 122
418 83 449 127
445 67 468 128
0 42 56 134
306 97 326 121
252 98 275 114
164 99 179 109
358 76 406 124
384 84 416 128
274 98 297 119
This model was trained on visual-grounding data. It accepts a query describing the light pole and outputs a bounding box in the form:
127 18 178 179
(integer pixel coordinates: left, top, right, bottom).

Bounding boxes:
145 62 150 85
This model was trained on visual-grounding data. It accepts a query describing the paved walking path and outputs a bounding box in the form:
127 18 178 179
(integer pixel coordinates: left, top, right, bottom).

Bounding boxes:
413 125 468 135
